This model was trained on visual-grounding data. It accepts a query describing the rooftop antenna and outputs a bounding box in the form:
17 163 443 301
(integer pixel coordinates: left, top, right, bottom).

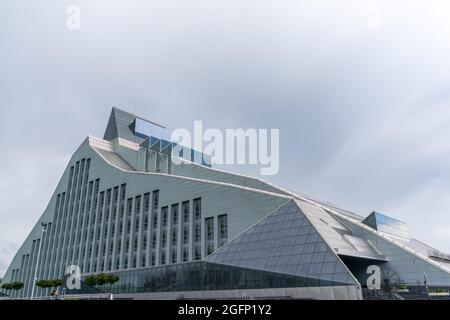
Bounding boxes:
133 98 137 115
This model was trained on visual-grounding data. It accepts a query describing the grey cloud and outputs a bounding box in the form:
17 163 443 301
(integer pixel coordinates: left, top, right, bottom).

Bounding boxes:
1 0 450 275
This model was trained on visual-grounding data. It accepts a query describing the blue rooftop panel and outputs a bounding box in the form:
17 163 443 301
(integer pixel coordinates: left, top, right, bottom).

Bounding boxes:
362 211 409 239
134 118 171 141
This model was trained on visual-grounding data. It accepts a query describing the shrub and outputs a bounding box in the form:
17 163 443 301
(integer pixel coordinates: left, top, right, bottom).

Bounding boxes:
84 273 119 286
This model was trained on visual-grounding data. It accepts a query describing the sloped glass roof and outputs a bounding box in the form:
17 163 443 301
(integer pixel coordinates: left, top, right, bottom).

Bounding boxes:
206 200 358 286
362 211 409 239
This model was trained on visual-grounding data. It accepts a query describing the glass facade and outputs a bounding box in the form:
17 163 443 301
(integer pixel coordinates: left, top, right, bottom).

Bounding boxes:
362 212 409 239
78 261 349 295
133 118 172 141
206 201 357 285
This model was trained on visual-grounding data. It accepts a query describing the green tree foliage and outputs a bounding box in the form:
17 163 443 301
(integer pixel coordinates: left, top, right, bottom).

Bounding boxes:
1 281 24 291
36 279 63 289
84 273 119 287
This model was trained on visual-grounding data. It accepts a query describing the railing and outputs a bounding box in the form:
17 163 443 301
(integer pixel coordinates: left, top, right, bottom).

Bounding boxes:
12 293 113 301
362 288 403 300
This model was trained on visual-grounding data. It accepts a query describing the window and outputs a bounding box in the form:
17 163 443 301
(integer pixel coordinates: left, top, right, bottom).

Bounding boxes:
106 189 112 206
151 251 156 266
144 193 150 212
152 211 158 229
205 217 214 255
161 230 167 247
152 233 157 247
194 198 201 219
98 192 105 223
127 198 133 216
144 215 149 230
218 214 228 247
152 190 159 210
135 195 141 214
182 201 190 223
113 187 119 205
162 206 168 227
135 217 140 232
160 206 168 264
121 184 126 202
171 249 177 264
87 182 93 211
193 198 202 260
170 204 179 263
182 247 189 262
142 235 147 250
181 204 190 257
183 225 189 243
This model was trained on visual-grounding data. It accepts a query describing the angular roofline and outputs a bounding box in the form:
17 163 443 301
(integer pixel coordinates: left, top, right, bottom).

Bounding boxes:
91 134 450 276
89 138 293 201
112 106 166 129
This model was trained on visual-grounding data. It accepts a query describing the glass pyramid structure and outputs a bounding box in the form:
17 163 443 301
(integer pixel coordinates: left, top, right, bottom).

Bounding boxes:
206 200 358 286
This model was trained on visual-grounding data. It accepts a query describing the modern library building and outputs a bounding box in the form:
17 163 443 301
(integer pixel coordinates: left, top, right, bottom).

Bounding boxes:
2 108 450 300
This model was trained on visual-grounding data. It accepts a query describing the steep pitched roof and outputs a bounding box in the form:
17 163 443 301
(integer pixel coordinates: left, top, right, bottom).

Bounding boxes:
103 107 166 144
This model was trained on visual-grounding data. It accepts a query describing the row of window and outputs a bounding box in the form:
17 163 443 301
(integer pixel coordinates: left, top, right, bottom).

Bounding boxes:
10 157 229 298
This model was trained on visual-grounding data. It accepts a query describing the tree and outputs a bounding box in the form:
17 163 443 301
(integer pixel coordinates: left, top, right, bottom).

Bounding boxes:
1 283 12 290
37 279 63 289
1 281 24 292
84 274 97 286
37 278 63 297
11 282 24 291
84 273 119 290
107 274 119 286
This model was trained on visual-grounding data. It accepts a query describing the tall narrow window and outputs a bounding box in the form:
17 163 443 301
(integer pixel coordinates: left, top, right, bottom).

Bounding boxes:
120 184 127 202
160 206 168 265
152 190 159 210
218 214 228 247
134 195 141 235
144 193 150 213
105 189 112 223
181 201 190 262
205 217 214 255
150 191 159 266
170 204 179 263
193 198 202 260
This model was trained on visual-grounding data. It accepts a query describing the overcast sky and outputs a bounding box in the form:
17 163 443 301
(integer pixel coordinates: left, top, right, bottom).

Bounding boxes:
2 0 450 277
